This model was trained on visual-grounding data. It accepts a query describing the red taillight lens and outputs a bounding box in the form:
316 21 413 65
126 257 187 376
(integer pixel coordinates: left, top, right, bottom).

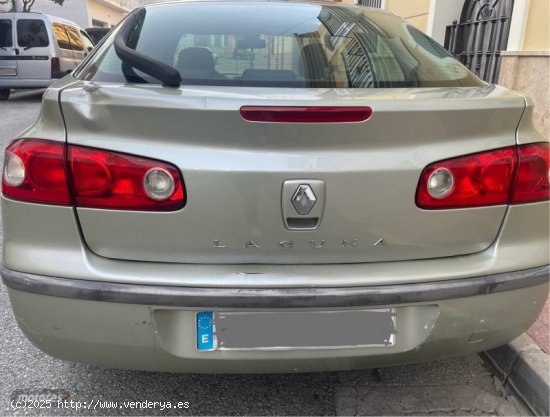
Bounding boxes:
2 139 186 211
240 106 372 123
2 139 71 205
51 57 60 74
69 146 185 211
511 143 550 204
416 143 550 209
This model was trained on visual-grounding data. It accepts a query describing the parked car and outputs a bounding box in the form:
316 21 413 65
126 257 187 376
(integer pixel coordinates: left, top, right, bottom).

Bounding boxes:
0 12 93 100
85 27 111 45
1 1 548 373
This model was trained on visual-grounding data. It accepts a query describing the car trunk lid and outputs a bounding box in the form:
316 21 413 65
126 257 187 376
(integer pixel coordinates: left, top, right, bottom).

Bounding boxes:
61 82 524 264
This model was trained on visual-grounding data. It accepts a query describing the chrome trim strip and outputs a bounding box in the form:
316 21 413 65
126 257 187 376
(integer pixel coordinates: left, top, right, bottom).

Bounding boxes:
1 264 548 308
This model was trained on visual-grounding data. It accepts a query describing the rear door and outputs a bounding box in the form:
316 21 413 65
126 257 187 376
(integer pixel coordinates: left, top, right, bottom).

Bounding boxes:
65 25 86 66
15 17 50 80
0 17 18 79
52 23 77 73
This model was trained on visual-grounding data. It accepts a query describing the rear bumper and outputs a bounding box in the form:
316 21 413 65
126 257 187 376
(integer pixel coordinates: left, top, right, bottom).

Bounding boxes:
2 265 548 373
1 265 548 308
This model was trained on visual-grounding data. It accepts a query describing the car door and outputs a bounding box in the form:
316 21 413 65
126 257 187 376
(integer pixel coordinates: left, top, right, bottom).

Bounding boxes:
15 17 50 80
0 17 19 79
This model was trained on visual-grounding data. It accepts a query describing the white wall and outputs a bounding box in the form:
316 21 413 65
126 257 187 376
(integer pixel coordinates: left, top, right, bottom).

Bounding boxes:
27 0 89 28
426 0 464 45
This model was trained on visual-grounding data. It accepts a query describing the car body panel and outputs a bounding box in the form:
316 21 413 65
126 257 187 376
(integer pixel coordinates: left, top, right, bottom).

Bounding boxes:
1 1 549 373
2 196 548 287
6 281 548 372
59 82 525 264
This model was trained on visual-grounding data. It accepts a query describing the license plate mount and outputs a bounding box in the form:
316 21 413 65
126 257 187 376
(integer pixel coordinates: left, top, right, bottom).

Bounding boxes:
196 309 396 351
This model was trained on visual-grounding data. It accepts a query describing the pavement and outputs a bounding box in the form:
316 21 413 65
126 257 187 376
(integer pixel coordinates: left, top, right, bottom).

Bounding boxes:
483 298 550 416
0 89 545 416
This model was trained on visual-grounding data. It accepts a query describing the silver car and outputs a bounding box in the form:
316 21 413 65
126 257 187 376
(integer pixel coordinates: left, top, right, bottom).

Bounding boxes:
1 1 548 373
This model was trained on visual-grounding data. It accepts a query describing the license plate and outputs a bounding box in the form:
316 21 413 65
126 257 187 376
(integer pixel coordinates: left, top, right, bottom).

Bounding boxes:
0 67 17 76
196 309 396 351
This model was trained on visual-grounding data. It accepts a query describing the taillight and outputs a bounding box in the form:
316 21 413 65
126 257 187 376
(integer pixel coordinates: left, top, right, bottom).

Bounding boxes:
51 57 60 75
511 144 550 204
240 106 372 123
2 139 186 211
416 143 549 209
69 145 184 210
2 139 71 205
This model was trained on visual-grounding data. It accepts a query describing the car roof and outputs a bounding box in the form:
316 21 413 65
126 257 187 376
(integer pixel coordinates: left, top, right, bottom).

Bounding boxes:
8 12 83 28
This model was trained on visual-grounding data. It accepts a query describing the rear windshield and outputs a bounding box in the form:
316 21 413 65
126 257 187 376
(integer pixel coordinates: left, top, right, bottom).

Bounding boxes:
17 19 49 48
78 3 483 88
0 19 12 48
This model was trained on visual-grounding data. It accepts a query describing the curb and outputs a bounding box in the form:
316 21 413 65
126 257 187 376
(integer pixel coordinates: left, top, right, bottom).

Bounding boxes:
482 334 549 416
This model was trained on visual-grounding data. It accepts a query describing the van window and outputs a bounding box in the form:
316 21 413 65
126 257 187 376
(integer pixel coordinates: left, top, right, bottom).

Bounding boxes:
17 19 49 48
66 26 84 51
0 20 12 48
53 23 71 50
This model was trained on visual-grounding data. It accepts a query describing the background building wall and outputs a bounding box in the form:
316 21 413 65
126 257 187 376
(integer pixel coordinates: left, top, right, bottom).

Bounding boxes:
500 52 549 139
523 0 550 51
426 0 463 45
16 0 89 27
384 0 430 31
86 0 127 27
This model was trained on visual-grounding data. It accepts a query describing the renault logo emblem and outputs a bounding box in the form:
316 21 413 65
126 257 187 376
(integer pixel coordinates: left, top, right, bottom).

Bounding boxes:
291 184 317 215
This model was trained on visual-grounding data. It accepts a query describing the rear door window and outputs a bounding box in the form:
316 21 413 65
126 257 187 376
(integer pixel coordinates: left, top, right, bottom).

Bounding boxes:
16 19 49 48
53 23 71 50
0 19 13 48
65 26 84 51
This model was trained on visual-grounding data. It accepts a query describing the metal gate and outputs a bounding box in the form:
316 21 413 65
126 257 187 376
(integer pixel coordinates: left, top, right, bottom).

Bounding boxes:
444 0 514 83
357 0 382 8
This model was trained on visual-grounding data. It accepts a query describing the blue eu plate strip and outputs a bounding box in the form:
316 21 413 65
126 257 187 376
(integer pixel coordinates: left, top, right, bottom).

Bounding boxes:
196 311 215 351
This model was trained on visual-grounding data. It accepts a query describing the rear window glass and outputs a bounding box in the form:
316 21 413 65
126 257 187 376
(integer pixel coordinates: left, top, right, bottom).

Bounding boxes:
79 3 483 88
53 23 71 50
66 26 84 51
17 19 49 48
0 19 12 48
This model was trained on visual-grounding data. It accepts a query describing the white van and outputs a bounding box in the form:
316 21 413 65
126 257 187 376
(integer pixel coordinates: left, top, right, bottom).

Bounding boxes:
0 12 94 100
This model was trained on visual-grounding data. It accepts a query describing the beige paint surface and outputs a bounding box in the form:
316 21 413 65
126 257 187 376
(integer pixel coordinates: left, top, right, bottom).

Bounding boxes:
339 0 430 32
523 0 550 51
385 0 430 31
87 0 126 27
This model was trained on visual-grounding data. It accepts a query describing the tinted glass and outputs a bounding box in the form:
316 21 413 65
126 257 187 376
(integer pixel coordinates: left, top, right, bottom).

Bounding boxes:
81 31 95 51
17 19 49 48
66 26 84 51
0 19 13 48
80 3 483 88
87 28 110 45
53 23 71 50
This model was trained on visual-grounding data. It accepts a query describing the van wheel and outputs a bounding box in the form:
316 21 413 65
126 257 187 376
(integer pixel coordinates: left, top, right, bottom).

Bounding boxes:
0 89 10 100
